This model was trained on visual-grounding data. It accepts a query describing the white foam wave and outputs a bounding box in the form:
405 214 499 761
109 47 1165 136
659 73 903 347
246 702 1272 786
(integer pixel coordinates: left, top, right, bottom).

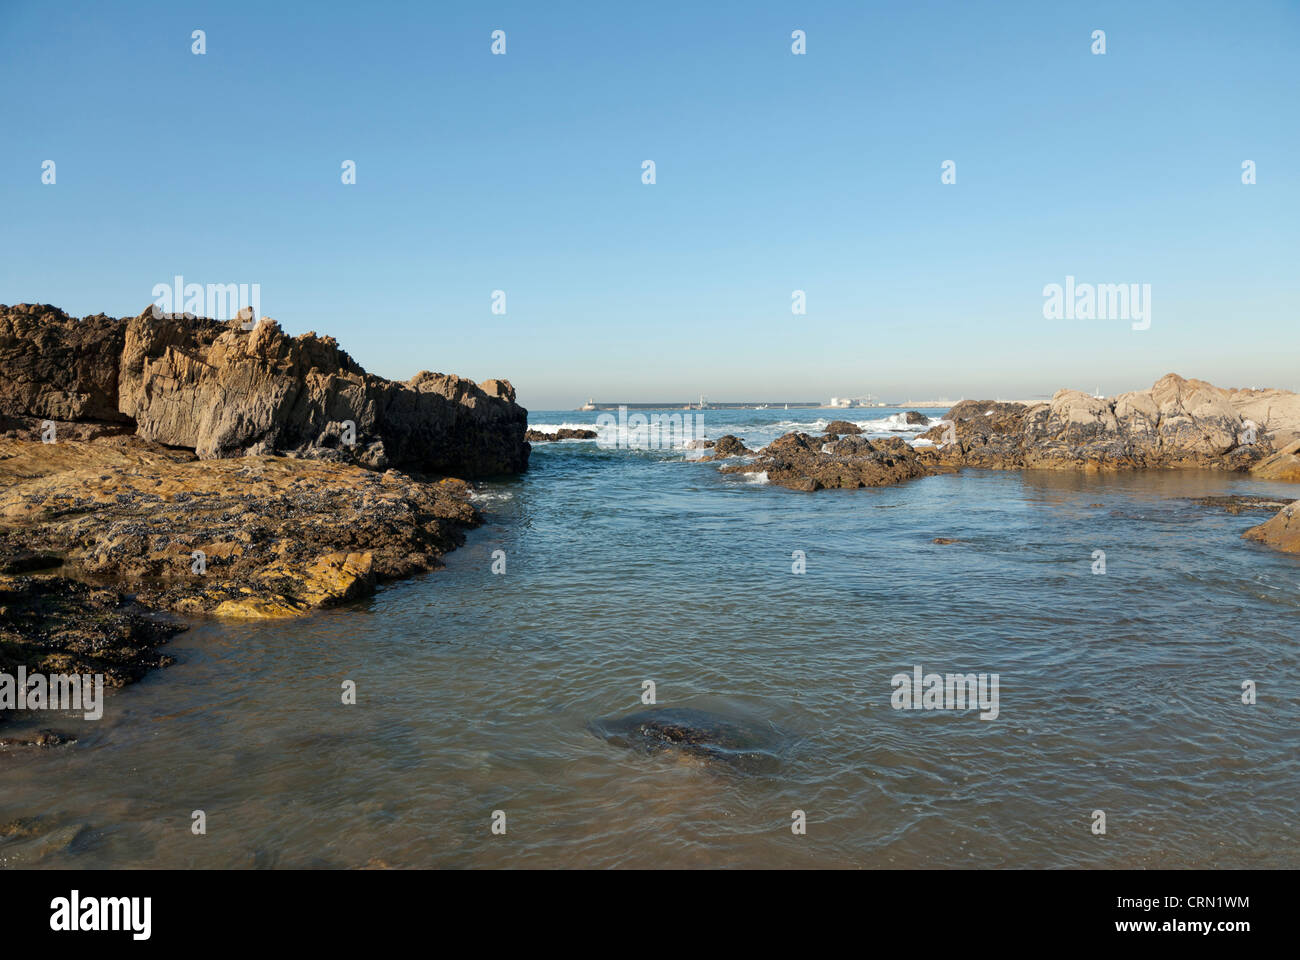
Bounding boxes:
469 490 515 504
528 422 600 435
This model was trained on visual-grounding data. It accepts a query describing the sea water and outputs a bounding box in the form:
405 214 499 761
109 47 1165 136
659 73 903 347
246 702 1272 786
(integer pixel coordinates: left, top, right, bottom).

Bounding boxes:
2 409 1297 868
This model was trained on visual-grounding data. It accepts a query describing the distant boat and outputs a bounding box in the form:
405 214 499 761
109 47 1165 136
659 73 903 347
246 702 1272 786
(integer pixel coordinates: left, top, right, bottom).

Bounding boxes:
784 403 789 410
755 404 768 410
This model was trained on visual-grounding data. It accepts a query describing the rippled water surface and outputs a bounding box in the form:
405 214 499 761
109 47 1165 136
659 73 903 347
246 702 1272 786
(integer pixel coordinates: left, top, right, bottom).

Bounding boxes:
3 409 1298 868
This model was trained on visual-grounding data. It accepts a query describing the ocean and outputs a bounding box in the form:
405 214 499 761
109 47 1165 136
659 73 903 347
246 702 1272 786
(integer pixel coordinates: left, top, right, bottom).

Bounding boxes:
3 409 1297 868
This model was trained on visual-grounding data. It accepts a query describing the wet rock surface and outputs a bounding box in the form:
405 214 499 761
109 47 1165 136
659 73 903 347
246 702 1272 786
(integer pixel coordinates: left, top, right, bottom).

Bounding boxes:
0 814 98 865
706 435 753 458
0 436 479 620
720 431 935 491
525 428 597 442
0 573 184 726
1184 496 1292 514
0 729 77 749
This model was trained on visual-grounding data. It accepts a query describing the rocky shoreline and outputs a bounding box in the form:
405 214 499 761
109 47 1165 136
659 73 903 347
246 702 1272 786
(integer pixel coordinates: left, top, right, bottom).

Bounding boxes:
705 374 1300 554
8 308 1300 735
0 303 531 726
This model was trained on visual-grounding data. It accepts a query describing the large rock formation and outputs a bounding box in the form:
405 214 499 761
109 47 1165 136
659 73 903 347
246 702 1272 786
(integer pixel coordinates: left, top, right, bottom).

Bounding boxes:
0 302 529 713
0 304 130 426
921 374 1300 471
0 303 529 477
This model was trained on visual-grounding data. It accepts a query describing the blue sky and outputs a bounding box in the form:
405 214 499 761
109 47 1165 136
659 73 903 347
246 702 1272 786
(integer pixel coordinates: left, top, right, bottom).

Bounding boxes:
2 0 1296 409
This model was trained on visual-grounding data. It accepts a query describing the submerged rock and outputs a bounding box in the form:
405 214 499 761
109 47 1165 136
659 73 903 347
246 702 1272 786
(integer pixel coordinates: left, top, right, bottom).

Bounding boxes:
0 729 77 749
1185 496 1292 514
589 707 784 774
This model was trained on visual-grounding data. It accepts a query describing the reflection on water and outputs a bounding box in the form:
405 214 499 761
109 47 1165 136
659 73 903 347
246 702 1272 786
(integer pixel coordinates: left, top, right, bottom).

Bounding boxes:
3 410 1298 869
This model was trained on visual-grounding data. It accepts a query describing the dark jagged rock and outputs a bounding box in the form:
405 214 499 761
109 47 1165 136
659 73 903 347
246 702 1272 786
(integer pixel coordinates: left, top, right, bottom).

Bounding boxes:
0 551 63 574
525 427 597 442
0 574 183 694
705 375 1300 501
708 435 752 458
0 304 131 426
904 411 930 425
720 431 934 491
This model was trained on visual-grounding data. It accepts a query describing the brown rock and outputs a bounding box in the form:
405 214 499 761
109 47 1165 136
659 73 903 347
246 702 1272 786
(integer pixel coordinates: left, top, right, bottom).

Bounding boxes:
1244 500 1300 553
0 436 478 619
1251 439 1300 482
823 420 863 435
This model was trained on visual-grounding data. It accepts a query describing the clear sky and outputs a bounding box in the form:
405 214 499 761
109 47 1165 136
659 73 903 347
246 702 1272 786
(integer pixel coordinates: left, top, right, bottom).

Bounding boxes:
3 0 1296 409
